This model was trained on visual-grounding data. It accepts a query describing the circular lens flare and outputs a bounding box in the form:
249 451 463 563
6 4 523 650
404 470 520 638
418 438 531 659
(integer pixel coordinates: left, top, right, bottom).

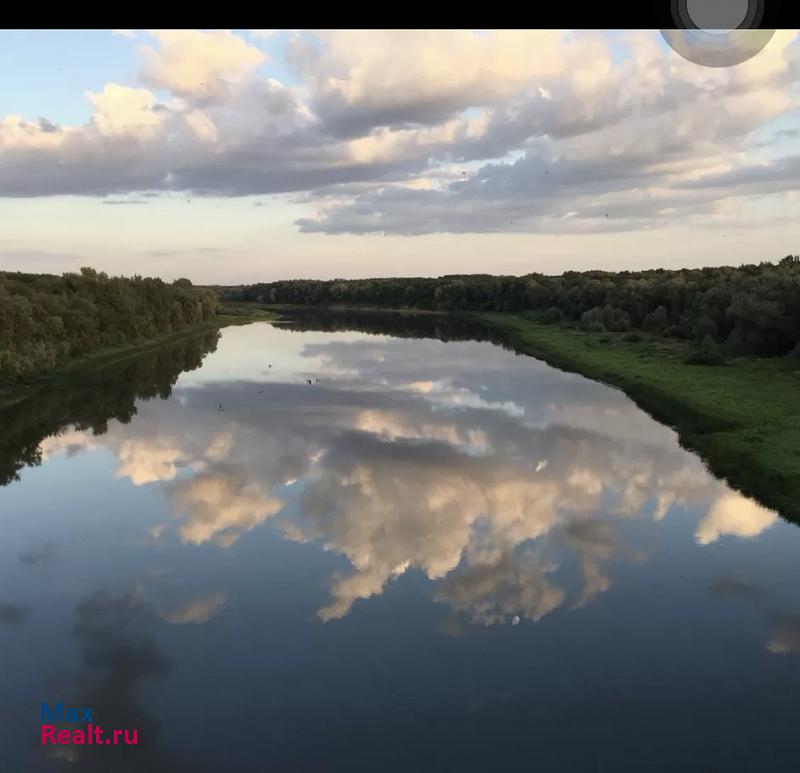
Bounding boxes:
660 28 775 67
661 0 774 67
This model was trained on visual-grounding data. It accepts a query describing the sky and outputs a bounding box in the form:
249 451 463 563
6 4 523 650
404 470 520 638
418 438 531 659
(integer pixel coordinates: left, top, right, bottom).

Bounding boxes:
1 28 799 284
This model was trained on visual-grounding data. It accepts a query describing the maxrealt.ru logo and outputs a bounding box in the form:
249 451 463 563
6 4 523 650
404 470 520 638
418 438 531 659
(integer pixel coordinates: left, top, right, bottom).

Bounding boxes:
40 703 138 746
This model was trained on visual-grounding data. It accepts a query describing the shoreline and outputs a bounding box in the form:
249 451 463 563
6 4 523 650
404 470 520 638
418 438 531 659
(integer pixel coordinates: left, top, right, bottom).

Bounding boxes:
4 301 797 524
251 302 800 522
0 311 275 409
473 312 800 523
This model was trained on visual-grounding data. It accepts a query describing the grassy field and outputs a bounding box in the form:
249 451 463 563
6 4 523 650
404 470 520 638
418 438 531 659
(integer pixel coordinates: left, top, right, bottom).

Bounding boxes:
476 313 800 523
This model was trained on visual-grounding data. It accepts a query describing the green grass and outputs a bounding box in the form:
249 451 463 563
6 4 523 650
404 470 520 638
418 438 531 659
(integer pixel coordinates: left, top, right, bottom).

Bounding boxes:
476 313 800 523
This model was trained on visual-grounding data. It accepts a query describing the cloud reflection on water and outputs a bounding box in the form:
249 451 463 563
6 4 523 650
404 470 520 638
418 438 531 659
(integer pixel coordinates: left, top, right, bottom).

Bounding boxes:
34 324 780 628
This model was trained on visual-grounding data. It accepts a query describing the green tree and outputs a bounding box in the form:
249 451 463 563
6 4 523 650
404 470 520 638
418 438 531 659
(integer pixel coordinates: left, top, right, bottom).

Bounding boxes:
687 335 726 366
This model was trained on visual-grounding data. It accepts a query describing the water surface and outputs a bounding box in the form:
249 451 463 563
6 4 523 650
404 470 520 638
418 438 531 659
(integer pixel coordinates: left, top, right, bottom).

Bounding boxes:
2 314 799 772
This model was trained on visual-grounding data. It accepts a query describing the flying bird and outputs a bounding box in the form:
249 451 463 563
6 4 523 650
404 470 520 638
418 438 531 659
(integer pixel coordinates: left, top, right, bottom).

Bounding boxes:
306 379 312 385
217 404 224 412
315 379 320 383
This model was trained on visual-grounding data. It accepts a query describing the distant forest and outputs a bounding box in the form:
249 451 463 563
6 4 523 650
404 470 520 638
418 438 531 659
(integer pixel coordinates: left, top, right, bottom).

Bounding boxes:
0 268 218 385
222 256 800 358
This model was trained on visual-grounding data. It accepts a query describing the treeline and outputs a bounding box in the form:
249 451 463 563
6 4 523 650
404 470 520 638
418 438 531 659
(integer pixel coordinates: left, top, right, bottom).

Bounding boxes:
0 268 219 384
277 306 515 348
224 256 800 358
0 329 220 486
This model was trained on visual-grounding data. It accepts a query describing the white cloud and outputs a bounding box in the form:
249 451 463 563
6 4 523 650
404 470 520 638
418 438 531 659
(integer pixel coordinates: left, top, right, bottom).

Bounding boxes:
21 298 783 632
1 28 798 241
140 29 266 96
170 470 283 547
116 437 183 485
695 493 778 545
86 84 164 139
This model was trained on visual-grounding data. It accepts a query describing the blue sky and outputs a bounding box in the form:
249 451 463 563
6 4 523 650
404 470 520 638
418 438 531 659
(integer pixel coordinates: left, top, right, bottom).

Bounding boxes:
0 29 798 283
0 30 142 124
0 30 299 124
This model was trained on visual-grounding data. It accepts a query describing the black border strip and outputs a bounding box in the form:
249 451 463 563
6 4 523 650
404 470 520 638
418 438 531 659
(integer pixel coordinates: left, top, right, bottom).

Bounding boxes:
5 1 797 30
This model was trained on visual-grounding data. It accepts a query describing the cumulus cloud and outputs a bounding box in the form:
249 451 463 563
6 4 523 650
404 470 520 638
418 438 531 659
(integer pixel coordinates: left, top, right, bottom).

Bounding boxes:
695 493 778 545
139 30 266 97
435 548 565 626
1 29 799 235
286 29 571 137
86 84 165 138
116 437 184 485
35 325 779 628
40 427 103 458
169 468 284 547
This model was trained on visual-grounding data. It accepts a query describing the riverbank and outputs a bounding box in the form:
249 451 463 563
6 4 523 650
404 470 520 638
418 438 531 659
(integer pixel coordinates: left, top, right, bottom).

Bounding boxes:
0 309 275 409
475 312 800 522
260 303 446 317
254 302 800 521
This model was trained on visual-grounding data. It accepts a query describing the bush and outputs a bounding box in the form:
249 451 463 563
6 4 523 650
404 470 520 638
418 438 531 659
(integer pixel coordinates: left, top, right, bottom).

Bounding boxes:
596 304 631 332
686 334 726 366
580 307 604 331
692 316 718 342
643 305 669 333
587 321 605 333
623 331 644 343
613 314 631 332
542 306 564 324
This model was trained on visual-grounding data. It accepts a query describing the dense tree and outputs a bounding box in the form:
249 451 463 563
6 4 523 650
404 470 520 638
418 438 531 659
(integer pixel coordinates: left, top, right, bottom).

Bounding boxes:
219 255 800 358
541 306 564 324
0 270 219 385
686 335 726 366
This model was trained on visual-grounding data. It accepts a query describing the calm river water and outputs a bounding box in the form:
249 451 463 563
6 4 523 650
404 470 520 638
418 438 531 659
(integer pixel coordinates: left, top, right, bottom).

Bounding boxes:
1 312 799 772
